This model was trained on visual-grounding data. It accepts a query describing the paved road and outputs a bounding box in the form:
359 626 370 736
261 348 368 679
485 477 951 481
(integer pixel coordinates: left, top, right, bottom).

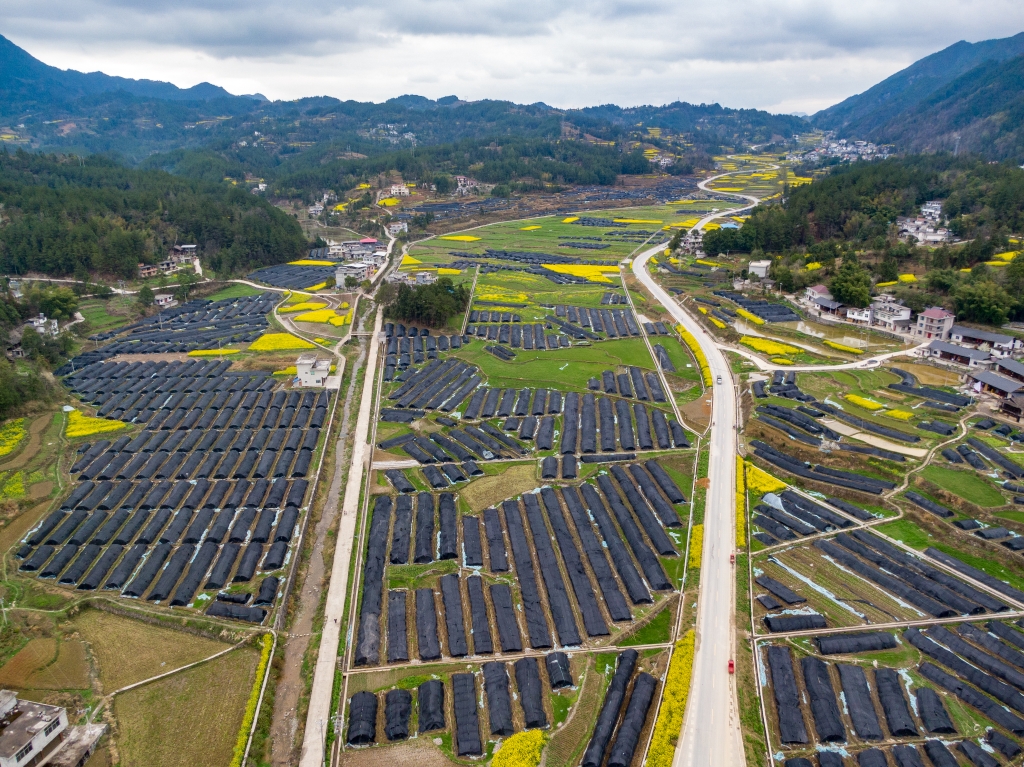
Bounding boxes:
298 309 383 767
633 245 745 767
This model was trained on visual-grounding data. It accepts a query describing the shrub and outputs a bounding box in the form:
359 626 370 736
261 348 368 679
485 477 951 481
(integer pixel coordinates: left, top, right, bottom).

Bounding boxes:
745 463 786 495
698 307 708 315
249 333 315 352
824 340 863 354
770 357 793 365
709 317 727 329
492 730 545 767
739 336 799 355
0 419 26 458
898 274 917 283
688 524 704 570
66 410 125 439
805 262 822 271
875 280 897 288
646 631 696 767
230 634 273 767
735 308 765 325
845 394 883 411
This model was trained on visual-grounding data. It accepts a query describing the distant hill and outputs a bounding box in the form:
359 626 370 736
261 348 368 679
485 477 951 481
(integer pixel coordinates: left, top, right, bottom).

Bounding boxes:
814 32 1024 159
0 34 265 110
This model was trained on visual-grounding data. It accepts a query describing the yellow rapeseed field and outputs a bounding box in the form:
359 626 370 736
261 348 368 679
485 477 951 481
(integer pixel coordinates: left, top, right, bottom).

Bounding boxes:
825 340 864 354
845 394 883 411
646 631 696 767
249 333 315 352
735 308 765 325
745 463 786 495
740 336 799 355
66 410 126 439
280 302 327 313
288 260 335 266
440 235 482 242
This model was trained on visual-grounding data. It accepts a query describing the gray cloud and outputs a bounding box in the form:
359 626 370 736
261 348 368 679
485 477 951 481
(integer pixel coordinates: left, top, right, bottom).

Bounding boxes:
5 0 1024 112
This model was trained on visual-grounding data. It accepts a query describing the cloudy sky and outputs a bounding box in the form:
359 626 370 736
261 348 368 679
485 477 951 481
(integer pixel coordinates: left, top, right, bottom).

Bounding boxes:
6 0 1024 114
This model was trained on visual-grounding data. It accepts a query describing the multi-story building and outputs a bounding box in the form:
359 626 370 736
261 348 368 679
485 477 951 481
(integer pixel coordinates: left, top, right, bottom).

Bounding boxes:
0 690 68 767
915 307 955 341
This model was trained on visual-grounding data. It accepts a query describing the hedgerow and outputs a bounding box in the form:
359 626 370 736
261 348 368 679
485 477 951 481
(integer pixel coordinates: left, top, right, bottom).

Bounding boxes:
230 634 273 767
736 308 765 325
739 336 799 355
825 340 863 354
745 462 786 495
646 630 696 767
736 455 746 547
677 326 712 386
688 524 704 570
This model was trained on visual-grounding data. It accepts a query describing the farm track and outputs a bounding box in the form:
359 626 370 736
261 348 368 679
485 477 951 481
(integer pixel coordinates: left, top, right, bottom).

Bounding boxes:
270 314 370 766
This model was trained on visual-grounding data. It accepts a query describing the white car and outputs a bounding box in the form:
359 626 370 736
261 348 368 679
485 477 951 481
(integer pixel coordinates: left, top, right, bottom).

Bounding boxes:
716 375 723 385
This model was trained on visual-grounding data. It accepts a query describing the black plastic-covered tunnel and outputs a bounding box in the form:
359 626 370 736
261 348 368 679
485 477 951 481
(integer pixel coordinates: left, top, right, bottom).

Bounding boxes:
610 465 677 555
546 652 572 689
483 662 514 735
390 495 412 565
462 515 482 567
260 540 287 571
416 587 441 660
384 688 411 741
595 476 672 590
148 543 196 601
418 679 446 733
234 542 262 582
582 649 638 767
104 544 146 590
577 483 651 605
440 573 468 657
354 495 392 666
607 671 656 767
502 499 552 649
628 464 681 526
561 391 579 453
452 673 482 756
465 576 492 655
59 543 100 585
78 544 124 590
815 632 896 654
171 540 219 605
387 590 408 663
561 486 632 620
645 459 687 503
414 492 435 563
523 492 583 645
539 487 607 637
346 690 377 745
875 667 918 737
490 583 522 652
916 687 955 734
514 656 548 729
438 494 458 560
836 663 882 740
767 645 808 743
205 542 240 590
633 403 653 450
800 657 845 742
483 507 508 572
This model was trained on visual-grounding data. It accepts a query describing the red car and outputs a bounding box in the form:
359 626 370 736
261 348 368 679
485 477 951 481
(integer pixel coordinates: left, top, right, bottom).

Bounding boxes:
728 660 735 674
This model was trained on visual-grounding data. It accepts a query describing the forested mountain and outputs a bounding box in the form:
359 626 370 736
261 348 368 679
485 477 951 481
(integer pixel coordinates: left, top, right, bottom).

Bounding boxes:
0 34 805 181
0 150 308 279
814 32 1024 159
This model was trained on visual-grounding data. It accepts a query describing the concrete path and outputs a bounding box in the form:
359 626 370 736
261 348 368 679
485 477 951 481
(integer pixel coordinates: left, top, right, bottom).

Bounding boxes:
298 308 383 767
633 244 747 767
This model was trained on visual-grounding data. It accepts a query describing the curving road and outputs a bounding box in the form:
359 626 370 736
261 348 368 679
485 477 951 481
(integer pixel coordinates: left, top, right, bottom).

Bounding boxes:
633 244 745 767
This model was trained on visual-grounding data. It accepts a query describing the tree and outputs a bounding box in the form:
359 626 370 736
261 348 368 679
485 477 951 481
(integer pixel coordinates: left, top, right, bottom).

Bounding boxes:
877 257 898 283
1006 256 1024 296
32 287 78 320
953 282 1012 325
137 286 154 307
344 276 359 288
174 270 199 301
828 259 871 307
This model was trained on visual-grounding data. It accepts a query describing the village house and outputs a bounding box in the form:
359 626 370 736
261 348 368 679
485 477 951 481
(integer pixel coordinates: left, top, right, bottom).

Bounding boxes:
949 324 1020 356
0 690 69 767
295 354 332 388
968 369 1022 398
914 307 955 341
804 284 832 303
747 259 771 279
923 339 990 367
137 263 158 279
169 244 196 265
335 262 373 284
387 222 408 236
154 293 176 308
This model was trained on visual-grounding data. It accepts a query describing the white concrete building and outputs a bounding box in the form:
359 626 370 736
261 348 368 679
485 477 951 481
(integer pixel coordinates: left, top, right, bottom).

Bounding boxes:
915 307 955 341
388 222 408 236
389 184 410 197
0 690 68 767
804 284 832 303
29 315 57 337
335 262 373 284
295 354 332 387
747 259 771 279
154 293 176 308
